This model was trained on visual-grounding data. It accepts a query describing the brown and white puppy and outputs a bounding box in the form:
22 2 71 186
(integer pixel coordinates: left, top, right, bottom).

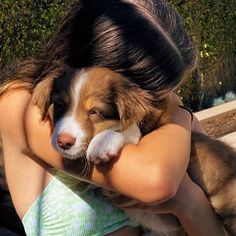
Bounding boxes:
32 67 160 162
32 66 236 236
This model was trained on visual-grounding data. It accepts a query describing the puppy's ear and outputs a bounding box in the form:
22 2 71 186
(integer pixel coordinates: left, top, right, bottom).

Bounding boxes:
116 82 153 130
31 78 54 120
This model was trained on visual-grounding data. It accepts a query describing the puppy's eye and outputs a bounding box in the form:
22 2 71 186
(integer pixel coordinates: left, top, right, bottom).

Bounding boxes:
88 110 100 116
54 101 66 113
51 92 68 109
88 110 103 121
55 102 65 109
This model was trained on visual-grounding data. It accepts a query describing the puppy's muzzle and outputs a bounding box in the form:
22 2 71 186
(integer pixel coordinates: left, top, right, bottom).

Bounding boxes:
57 133 76 150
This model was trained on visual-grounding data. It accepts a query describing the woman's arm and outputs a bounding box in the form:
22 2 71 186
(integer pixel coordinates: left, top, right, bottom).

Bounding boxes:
91 105 192 203
1 90 227 235
24 96 192 203
178 187 228 236
154 173 228 236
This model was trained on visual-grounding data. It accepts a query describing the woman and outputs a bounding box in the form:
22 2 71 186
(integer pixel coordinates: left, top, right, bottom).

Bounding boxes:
0 0 227 235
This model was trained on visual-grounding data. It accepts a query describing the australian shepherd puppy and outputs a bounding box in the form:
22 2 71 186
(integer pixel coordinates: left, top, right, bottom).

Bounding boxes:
32 66 236 236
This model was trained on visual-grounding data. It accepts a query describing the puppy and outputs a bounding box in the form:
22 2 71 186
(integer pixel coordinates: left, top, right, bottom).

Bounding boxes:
32 66 236 236
32 66 168 161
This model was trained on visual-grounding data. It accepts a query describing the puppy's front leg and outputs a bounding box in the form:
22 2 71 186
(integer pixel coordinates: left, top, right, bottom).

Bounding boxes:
87 124 141 164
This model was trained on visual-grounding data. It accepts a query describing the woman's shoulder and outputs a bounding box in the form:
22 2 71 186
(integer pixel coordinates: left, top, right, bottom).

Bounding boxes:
0 84 49 152
0 86 31 129
0 86 32 151
0 83 62 167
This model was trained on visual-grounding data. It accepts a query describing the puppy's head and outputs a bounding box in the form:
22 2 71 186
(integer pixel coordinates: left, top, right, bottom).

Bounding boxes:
32 67 153 159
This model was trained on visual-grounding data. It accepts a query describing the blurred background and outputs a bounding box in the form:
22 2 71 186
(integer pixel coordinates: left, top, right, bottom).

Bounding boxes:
0 0 236 111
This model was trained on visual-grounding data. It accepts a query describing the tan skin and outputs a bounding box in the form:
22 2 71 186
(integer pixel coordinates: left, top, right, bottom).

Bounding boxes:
0 86 227 236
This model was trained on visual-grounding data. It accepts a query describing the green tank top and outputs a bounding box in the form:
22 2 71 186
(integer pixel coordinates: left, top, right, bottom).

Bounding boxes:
22 176 136 235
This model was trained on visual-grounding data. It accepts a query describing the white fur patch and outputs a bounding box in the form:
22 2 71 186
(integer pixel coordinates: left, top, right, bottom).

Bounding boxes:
52 71 88 159
52 116 86 159
121 123 142 144
87 124 142 164
71 69 87 116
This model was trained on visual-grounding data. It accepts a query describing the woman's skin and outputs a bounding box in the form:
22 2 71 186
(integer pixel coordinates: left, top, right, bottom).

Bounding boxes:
0 86 227 236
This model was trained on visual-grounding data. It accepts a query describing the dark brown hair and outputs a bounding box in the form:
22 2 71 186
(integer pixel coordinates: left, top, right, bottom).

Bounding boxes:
1 0 197 98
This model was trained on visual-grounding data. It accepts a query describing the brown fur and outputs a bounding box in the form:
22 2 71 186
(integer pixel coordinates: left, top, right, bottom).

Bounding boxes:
32 67 236 235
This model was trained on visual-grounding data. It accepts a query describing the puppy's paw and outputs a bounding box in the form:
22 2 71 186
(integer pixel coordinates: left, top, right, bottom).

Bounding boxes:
87 130 125 164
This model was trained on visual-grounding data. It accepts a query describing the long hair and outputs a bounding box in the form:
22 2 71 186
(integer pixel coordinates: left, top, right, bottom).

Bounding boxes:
0 0 197 98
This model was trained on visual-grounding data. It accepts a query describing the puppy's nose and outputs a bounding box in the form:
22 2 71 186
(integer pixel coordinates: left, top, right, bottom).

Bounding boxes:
57 133 76 150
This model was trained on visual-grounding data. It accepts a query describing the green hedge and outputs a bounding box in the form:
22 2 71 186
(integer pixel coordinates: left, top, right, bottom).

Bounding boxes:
1 0 236 111
170 0 236 110
0 0 70 64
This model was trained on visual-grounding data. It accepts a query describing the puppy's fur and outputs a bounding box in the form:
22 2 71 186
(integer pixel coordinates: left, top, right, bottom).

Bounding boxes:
33 67 236 235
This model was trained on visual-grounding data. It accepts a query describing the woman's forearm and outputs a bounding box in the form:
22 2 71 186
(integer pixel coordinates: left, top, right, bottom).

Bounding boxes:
91 106 192 203
155 173 227 236
176 189 227 236
90 142 178 203
167 174 227 236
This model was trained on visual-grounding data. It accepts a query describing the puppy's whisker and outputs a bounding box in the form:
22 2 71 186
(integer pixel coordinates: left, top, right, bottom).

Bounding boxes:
78 150 90 177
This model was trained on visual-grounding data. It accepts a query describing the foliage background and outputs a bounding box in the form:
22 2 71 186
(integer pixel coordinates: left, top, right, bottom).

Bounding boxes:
1 0 236 111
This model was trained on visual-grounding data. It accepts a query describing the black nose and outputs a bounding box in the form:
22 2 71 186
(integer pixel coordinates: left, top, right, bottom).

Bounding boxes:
57 133 76 150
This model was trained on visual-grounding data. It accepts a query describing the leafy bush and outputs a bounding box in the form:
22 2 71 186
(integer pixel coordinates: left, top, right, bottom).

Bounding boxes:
1 0 236 111
0 0 71 67
170 0 236 110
